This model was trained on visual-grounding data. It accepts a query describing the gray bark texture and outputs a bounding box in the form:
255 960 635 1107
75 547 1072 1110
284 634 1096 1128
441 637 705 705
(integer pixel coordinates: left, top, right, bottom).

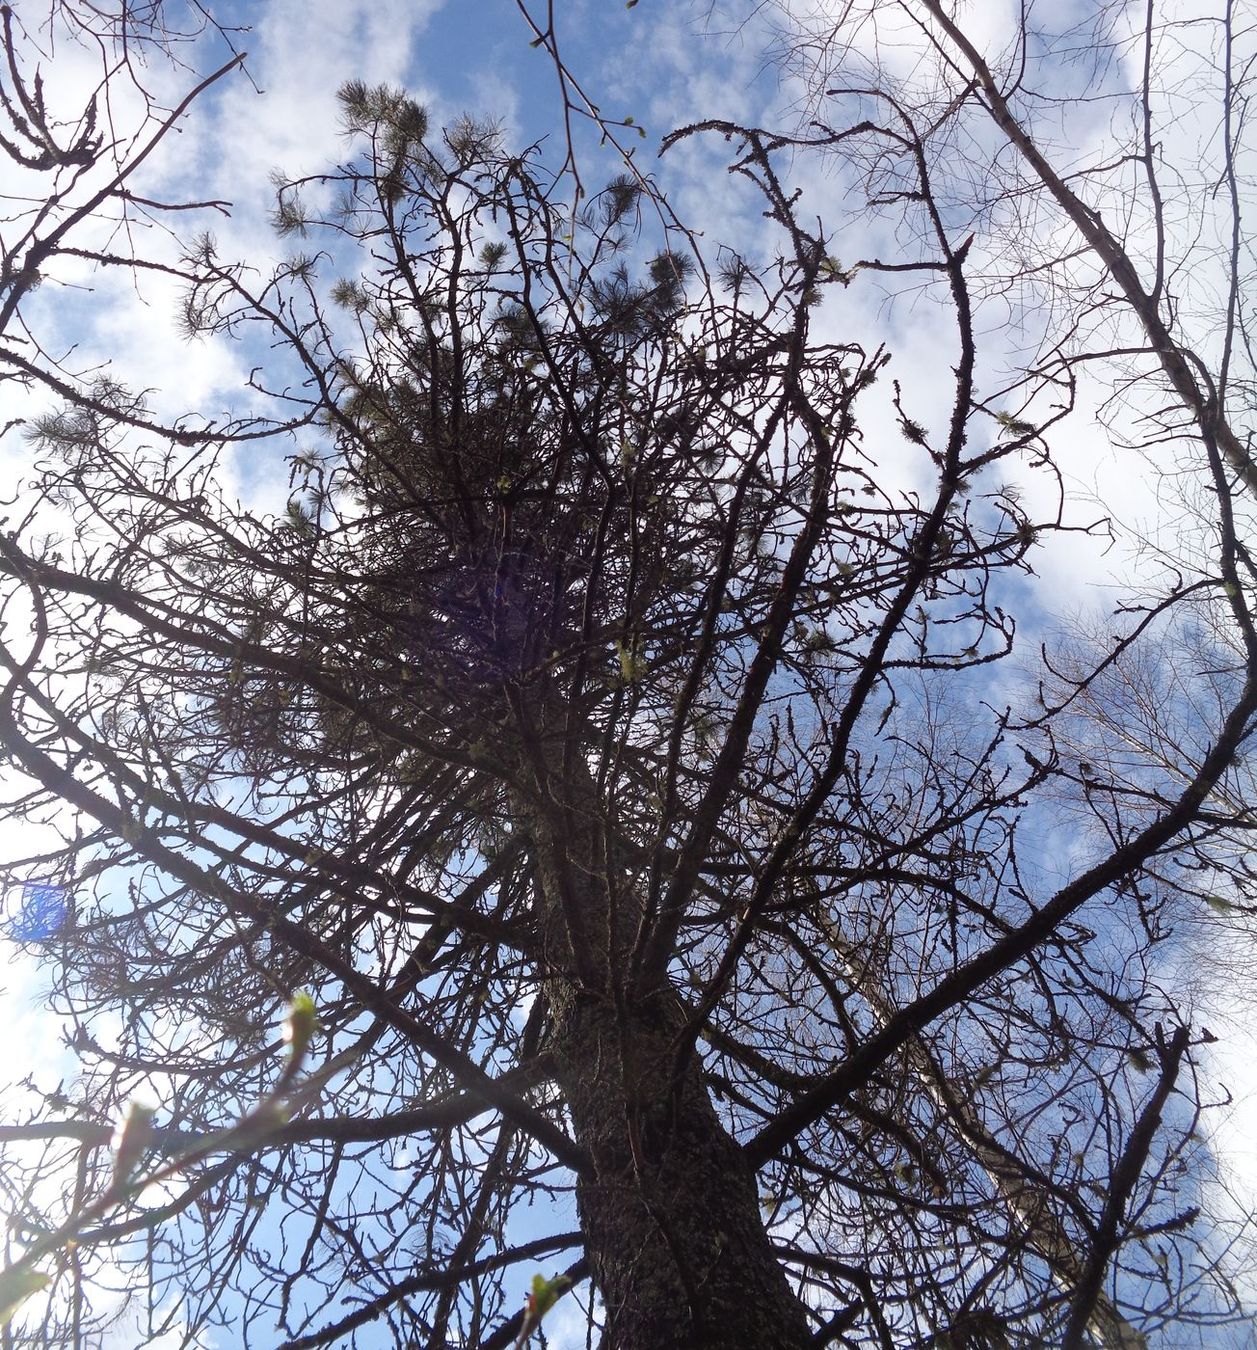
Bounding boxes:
517 742 815 1349
551 990 815 1350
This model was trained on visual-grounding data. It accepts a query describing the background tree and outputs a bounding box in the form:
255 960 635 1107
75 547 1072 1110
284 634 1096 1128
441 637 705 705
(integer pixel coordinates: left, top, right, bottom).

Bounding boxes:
0 4 1255 1348
748 1 1257 1332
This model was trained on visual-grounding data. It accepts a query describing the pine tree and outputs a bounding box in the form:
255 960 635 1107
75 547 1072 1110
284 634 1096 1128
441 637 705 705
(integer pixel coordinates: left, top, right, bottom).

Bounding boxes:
0 12 1254 1349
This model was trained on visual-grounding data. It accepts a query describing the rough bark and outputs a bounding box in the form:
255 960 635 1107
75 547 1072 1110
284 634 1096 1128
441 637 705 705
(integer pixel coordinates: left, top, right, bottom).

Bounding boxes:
517 738 815 1349
549 989 815 1350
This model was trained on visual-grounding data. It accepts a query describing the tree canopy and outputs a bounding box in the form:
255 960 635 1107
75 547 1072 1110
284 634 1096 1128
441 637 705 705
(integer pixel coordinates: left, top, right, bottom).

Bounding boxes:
0 3 1255 1347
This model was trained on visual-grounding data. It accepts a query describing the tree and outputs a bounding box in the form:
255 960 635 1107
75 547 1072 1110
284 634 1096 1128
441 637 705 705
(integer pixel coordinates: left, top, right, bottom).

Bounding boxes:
0 3 1255 1347
747 3 1257 1335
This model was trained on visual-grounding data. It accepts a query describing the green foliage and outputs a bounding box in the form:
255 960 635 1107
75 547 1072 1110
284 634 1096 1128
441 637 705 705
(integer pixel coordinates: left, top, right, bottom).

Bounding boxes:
0 1271 50 1328
339 80 428 151
282 989 318 1078
284 499 316 536
600 174 641 226
513 1273 574 1346
995 410 1036 438
0 994 318 1331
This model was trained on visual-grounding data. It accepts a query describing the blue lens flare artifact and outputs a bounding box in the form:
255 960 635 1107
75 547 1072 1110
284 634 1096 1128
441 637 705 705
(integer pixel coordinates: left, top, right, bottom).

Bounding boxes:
6 883 69 941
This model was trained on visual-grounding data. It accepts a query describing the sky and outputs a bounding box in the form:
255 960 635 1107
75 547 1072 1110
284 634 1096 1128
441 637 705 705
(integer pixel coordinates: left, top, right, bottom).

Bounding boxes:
2 0 1256 1343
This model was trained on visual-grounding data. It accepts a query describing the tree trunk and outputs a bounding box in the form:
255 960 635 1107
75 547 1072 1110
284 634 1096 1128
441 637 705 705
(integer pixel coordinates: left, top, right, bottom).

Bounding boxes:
516 737 815 1349
549 986 815 1350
